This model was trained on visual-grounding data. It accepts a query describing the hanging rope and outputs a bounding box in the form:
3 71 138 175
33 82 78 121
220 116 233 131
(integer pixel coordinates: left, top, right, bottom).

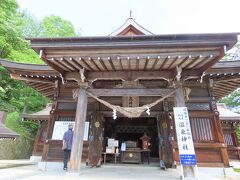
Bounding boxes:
73 89 176 118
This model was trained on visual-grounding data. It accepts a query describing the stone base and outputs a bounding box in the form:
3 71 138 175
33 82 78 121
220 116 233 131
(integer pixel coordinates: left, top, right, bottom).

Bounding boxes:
196 166 236 179
38 162 64 171
30 156 42 162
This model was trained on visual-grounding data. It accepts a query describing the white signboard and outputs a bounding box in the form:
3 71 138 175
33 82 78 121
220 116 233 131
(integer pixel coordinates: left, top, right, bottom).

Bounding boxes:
173 107 196 165
52 121 89 141
108 138 115 147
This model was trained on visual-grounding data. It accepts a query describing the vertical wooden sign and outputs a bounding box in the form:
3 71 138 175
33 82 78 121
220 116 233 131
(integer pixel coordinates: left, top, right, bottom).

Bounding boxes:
173 107 199 179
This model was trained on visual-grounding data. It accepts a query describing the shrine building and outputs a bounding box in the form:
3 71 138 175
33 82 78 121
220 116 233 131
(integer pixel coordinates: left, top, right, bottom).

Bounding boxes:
0 17 240 172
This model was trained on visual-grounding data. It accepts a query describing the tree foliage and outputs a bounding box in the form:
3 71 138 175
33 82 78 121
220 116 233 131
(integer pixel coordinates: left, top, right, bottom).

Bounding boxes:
0 0 27 58
0 0 78 151
19 12 77 38
219 89 240 113
40 15 76 37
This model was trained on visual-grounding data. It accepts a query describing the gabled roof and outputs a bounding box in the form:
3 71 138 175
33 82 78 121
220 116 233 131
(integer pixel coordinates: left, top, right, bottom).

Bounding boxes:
109 17 154 36
217 103 240 121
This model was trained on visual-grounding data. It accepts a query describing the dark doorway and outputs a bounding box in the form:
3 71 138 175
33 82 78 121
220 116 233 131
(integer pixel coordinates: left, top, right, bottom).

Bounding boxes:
104 117 159 158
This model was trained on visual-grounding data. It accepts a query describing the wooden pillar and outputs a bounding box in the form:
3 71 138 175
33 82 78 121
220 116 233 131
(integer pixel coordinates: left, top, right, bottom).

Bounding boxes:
214 115 229 166
174 83 195 177
42 80 59 161
42 102 57 161
210 99 229 167
69 88 88 173
208 81 229 167
32 122 42 156
88 111 104 167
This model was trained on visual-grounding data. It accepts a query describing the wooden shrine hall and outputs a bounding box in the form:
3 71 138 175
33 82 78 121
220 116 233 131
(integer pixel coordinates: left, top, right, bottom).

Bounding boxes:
0 17 240 172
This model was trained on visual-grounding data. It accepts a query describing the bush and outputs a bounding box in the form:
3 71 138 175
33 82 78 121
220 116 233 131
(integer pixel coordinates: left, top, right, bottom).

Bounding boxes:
0 136 34 159
5 111 38 141
0 111 38 159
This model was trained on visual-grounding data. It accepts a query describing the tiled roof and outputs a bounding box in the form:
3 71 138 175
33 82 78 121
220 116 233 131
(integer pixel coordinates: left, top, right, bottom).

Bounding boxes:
0 124 19 139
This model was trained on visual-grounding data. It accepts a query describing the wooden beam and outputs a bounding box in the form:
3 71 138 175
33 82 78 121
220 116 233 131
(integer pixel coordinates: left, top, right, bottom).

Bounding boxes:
40 50 65 75
48 58 69 71
143 57 149 70
85 57 99 71
213 92 226 98
65 70 201 82
151 57 159 70
87 88 174 97
68 58 83 70
43 91 54 97
56 59 73 71
184 56 200 69
98 58 109 71
159 56 169 69
168 56 180 69
108 58 116 71
37 86 54 92
215 82 239 90
10 74 54 84
118 58 124 71
78 58 93 71
192 56 211 69
178 56 191 68
200 46 225 72
45 49 220 59
31 83 48 89
214 90 227 96
63 58 79 71
90 58 102 71
72 58 84 69
213 88 231 94
216 83 237 89
210 75 240 82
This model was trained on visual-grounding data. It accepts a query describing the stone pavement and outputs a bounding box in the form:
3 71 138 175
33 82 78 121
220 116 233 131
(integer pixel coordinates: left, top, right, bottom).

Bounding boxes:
0 160 240 180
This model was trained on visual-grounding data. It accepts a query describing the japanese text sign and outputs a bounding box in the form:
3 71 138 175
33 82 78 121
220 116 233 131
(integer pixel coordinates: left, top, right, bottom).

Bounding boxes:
173 107 196 165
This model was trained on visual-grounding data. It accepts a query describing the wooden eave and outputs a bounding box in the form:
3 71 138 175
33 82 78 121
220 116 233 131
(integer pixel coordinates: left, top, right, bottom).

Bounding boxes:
0 59 57 99
2 59 240 100
29 33 238 77
205 60 240 99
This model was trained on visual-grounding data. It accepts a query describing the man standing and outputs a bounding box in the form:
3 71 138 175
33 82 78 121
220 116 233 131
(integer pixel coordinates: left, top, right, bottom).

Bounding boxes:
62 124 73 170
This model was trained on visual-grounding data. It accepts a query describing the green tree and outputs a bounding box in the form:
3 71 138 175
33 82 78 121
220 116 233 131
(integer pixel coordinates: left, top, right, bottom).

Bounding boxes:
40 15 76 37
19 10 42 38
0 1 80 159
219 89 240 113
0 0 27 58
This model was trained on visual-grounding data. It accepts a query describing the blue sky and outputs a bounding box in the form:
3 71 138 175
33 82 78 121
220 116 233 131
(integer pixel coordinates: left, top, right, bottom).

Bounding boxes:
17 0 240 36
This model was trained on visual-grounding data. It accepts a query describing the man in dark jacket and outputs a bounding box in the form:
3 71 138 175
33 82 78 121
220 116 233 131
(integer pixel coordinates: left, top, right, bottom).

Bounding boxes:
62 124 73 170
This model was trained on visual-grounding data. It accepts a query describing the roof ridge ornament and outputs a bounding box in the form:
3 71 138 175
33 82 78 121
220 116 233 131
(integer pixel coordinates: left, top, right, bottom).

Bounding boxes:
129 10 133 19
